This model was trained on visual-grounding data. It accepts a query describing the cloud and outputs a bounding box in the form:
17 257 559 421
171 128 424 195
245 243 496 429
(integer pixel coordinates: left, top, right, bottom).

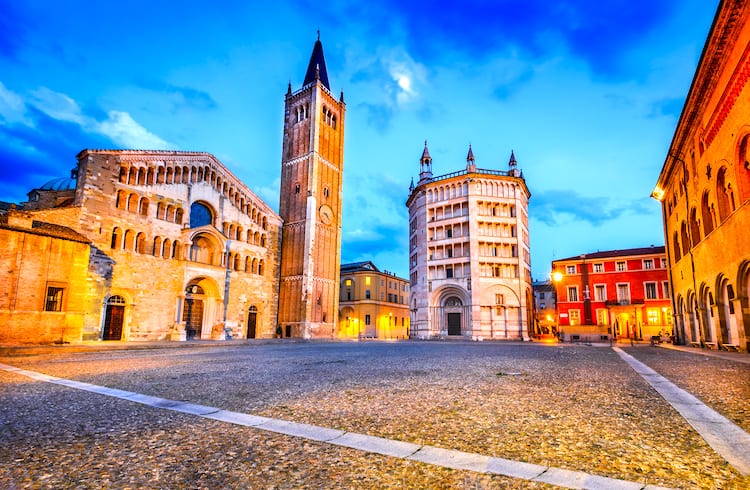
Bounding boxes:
136 79 218 111
647 96 685 119
26 86 173 149
96 111 172 149
530 189 655 226
0 81 32 126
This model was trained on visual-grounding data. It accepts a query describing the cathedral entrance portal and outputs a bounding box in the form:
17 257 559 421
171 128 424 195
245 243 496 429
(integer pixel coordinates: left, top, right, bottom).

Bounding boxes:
103 295 126 340
247 306 258 339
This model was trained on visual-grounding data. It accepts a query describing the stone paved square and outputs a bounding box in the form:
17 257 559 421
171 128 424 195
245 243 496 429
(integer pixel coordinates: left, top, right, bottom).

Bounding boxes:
1 341 748 489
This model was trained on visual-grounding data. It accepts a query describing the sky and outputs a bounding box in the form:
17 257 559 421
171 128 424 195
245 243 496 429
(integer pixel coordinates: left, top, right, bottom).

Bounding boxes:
0 0 719 281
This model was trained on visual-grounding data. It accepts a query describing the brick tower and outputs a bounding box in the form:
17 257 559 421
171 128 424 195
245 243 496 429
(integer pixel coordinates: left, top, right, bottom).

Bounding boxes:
278 35 345 338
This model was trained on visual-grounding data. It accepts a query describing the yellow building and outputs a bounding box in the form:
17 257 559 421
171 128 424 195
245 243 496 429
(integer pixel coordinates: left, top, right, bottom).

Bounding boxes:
338 261 410 339
653 0 750 351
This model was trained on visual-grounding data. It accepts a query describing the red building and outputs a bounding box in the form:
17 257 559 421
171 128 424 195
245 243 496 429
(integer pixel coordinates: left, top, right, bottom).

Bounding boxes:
551 247 673 342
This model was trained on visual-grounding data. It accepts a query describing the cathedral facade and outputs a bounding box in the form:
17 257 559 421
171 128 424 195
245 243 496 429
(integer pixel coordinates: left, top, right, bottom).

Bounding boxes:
406 144 533 340
0 38 341 343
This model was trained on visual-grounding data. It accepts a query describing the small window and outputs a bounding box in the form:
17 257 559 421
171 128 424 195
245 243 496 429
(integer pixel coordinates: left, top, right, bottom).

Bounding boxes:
365 314 371 325
645 282 657 300
323 187 330 198
566 265 576 274
45 286 65 312
593 263 603 273
594 285 606 301
495 294 504 305
616 261 626 271
446 267 453 278
365 290 371 299
295 183 300 194
643 259 654 270
345 279 352 286
567 286 578 302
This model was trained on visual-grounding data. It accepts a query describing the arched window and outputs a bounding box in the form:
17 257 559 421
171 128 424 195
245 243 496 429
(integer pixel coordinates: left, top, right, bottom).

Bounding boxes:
166 205 175 222
156 202 165 220
716 167 731 222
258 259 264 276
672 231 681 263
245 256 252 273
118 167 127 183
172 240 181 259
190 202 213 228
123 229 135 250
260 234 266 247
162 238 171 259
234 254 241 271
737 134 750 202
166 167 174 184
139 197 149 217
137 167 146 185
127 193 138 212
128 167 137 185
680 221 690 256
689 207 701 245
135 232 147 254
190 234 217 265
175 208 184 224
153 236 162 256
701 191 714 236
111 227 122 249
116 190 127 209
147 168 155 185
156 166 165 184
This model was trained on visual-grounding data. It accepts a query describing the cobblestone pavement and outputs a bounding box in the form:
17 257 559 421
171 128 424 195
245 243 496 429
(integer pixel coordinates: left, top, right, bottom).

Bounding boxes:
1 340 748 489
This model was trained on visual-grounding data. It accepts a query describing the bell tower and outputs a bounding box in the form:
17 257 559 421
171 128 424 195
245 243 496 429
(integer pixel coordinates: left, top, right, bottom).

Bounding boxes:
278 35 345 338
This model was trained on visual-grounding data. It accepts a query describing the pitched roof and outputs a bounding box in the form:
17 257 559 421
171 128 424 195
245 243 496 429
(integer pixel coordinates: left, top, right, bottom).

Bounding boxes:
340 261 380 273
303 37 330 90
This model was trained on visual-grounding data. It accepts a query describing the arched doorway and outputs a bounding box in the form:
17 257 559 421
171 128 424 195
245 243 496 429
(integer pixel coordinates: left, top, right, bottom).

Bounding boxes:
103 295 126 340
183 284 205 340
247 306 258 339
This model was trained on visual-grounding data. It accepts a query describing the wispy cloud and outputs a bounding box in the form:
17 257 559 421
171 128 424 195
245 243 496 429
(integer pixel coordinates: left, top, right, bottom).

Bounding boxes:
530 189 655 226
136 80 218 111
0 81 32 126
27 86 173 149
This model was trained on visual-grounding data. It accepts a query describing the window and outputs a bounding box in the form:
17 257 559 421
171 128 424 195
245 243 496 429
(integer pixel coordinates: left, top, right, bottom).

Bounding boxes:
617 284 630 303
295 183 300 194
569 309 580 326
190 202 213 228
446 228 453 238
45 286 64 312
365 276 371 286
645 282 657 300
662 281 670 299
616 261 626 271
660 258 667 268
495 294 505 305
643 259 654 270
446 267 453 278
539 292 545 299
345 279 352 286
594 285 606 301
596 309 608 326
567 286 578 302
647 309 660 325
566 265 576 274
593 263 603 273
365 314 371 325
365 290 371 299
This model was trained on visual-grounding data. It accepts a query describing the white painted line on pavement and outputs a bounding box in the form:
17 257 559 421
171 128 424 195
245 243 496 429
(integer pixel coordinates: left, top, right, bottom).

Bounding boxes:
0 361 671 490
613 347 750 476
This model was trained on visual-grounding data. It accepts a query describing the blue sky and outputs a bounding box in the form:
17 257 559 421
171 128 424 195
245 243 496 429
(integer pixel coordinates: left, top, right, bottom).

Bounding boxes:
0 0 718 280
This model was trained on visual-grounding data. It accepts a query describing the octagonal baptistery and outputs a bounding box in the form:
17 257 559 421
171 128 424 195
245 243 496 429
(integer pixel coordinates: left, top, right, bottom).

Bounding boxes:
32 149 281 341
406 143 533 340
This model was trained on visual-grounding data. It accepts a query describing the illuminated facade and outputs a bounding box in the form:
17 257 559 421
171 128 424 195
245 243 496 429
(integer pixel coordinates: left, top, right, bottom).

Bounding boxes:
406 143 533 340
532 279 557 337
551 247 672 342
278 36 346 339
1 150 281 342
338 261 410 339
653 0 750 352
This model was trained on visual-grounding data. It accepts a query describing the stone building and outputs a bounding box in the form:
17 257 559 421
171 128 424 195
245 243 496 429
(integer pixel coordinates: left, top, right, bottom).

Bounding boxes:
278 36 346 339
406 143 532 340
0 38 346 343
652 0 750 352
338 261 410 339
2 149 282 342
551 247 672 343
0 211 91 343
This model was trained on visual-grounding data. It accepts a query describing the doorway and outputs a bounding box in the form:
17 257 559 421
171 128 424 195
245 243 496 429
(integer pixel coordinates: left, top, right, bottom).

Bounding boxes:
247 306 257 339
103 295 125 340
447 312 461 335
183 284 205 340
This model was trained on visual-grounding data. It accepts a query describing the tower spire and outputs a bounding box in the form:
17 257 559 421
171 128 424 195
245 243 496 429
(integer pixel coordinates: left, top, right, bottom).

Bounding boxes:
419 140 433 183
303 34 330 89
466 144 476 172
